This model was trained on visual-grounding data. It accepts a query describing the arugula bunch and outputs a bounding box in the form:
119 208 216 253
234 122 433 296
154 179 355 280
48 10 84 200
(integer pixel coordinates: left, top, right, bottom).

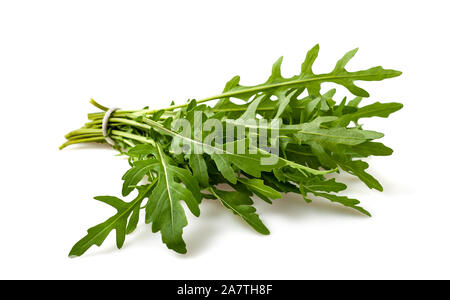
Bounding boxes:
61 45 402 256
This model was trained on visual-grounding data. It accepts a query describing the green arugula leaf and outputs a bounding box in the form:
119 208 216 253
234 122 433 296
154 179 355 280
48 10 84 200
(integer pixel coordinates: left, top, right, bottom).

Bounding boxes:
338 141 393 158
69 182 155 257
122 158 158 196
306 189 371 216
188 154 210 187
144 143 201 253
210 187 270 235
334 102 403 127
337 159 383 191
294 116 384 146
209 44 401 106
238 177 282 203
302 177 347 193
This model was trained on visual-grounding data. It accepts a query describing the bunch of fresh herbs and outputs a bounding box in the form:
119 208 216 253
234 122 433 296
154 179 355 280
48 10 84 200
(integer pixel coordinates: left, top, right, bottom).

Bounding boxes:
61 45 402 256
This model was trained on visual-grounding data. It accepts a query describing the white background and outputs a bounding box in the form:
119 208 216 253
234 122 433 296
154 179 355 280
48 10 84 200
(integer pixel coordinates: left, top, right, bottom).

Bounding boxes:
1 0 449 280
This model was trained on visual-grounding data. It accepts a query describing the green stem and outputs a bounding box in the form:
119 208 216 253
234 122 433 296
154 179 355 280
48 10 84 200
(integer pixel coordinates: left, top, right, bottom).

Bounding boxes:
144 74 346 113
85 74 355 117
109 118 153 131
90 98 109 111
111 130 155 146
59 137 106 149
65 128 102 139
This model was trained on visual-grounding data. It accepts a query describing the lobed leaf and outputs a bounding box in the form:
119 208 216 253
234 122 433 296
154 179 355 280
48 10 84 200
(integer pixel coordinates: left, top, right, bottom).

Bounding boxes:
69 184 154 257
211 188 270 235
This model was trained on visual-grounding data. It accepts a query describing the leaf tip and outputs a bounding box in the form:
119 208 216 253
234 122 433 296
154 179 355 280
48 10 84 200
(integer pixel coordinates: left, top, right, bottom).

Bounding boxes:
359 208 372 217
68 248 81 258
174 247 187 255
359 90 370 98
392 70 402 77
